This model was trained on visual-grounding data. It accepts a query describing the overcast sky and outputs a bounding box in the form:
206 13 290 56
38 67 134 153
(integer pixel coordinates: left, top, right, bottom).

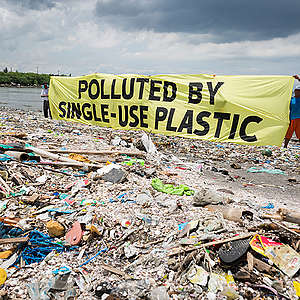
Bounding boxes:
1 0 300 76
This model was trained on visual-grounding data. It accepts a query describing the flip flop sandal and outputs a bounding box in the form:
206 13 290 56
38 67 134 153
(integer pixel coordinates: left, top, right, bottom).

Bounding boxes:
218 238 251 264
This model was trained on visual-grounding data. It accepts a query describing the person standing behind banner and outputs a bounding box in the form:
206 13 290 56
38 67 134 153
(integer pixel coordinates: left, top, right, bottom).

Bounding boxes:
284 75 300 148
41 83 51 118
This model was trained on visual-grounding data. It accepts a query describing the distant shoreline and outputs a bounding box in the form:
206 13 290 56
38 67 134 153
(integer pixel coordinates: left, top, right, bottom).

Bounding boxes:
0 84 40 88
0 104 41 112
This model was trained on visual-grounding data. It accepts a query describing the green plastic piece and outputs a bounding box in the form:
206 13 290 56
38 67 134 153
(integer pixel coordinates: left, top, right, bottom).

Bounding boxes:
0 144 13 149
123 158 145 166
151 178 194 196
9 189 27 197
247 167 285 175
261 149 272 157
59 193 69 200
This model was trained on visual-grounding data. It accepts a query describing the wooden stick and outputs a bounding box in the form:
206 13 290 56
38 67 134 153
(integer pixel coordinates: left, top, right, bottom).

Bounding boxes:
25 145 82 163
0 217 20 225
101 263 130 279
261 213 282 221
0 132 27 138
32 161 101 167
24 145 101 168
0 176 12 194
262 212 300 225
18 161 74 176
0 184 7 194
139 238 165 248
0 237 28 245
272 221 300 238
0 147 31 153
48 149 146 157
247 252 254 272
278 208 300 225
168 233 254 257
175 250 198 280
201 233 254 247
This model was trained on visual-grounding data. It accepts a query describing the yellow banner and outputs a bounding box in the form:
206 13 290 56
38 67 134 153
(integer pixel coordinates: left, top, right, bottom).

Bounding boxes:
49 73 294 146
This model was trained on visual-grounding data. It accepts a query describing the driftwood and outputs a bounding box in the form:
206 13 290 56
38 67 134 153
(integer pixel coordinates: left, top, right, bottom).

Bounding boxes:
168 233 254 257
278 208 300 225
48 149 146 157
0 237 29 245
247 252 254 272
175 250 198 280
101 263 131 279
262 208 300 225
140 238 165 248
0 176 13 194
18 161 74 176
272 221 300 237
0 217 20 225
0 147 31 153
33 161 99 167
0 132 27 138
24 145 101 169
248 252 276 274
201 233 254 247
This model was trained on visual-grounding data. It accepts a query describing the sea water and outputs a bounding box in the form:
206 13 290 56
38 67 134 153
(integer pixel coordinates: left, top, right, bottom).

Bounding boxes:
0 87 42 111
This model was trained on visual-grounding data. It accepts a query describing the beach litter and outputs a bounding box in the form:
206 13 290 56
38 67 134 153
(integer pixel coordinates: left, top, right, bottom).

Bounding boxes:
0 107 299 299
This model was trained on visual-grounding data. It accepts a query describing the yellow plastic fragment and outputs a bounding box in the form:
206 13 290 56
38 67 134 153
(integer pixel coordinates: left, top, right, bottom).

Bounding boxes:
0 268 7 285
0 250 13 259
293 281 300 297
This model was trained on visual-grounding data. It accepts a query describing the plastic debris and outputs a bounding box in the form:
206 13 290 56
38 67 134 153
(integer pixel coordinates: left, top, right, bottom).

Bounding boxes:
65 221 83 246
293 281 300 297
0 268 7 285
151 178 194 196
0 107 299 299
247 167 285 175
188 265 209 286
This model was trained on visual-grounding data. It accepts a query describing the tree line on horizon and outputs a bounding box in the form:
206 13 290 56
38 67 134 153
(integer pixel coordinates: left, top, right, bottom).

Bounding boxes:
0 67 71 86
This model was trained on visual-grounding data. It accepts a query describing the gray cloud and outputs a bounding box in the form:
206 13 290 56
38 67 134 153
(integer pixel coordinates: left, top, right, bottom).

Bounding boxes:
95 0 300 42
0 0 300 76
3 0 56 10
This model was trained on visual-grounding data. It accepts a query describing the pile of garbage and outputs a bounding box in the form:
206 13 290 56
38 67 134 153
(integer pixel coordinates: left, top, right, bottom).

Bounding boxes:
0 107 299 299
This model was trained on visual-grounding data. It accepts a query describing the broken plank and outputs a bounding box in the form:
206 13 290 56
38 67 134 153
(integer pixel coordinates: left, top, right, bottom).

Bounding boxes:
0 237 29 245
48 149 146 157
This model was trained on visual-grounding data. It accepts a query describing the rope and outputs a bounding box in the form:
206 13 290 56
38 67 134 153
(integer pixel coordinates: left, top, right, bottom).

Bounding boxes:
19 230 65 265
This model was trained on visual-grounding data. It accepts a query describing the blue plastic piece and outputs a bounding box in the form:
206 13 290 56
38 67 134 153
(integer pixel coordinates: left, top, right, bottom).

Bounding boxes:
19 231 65 265
262 203 275 209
